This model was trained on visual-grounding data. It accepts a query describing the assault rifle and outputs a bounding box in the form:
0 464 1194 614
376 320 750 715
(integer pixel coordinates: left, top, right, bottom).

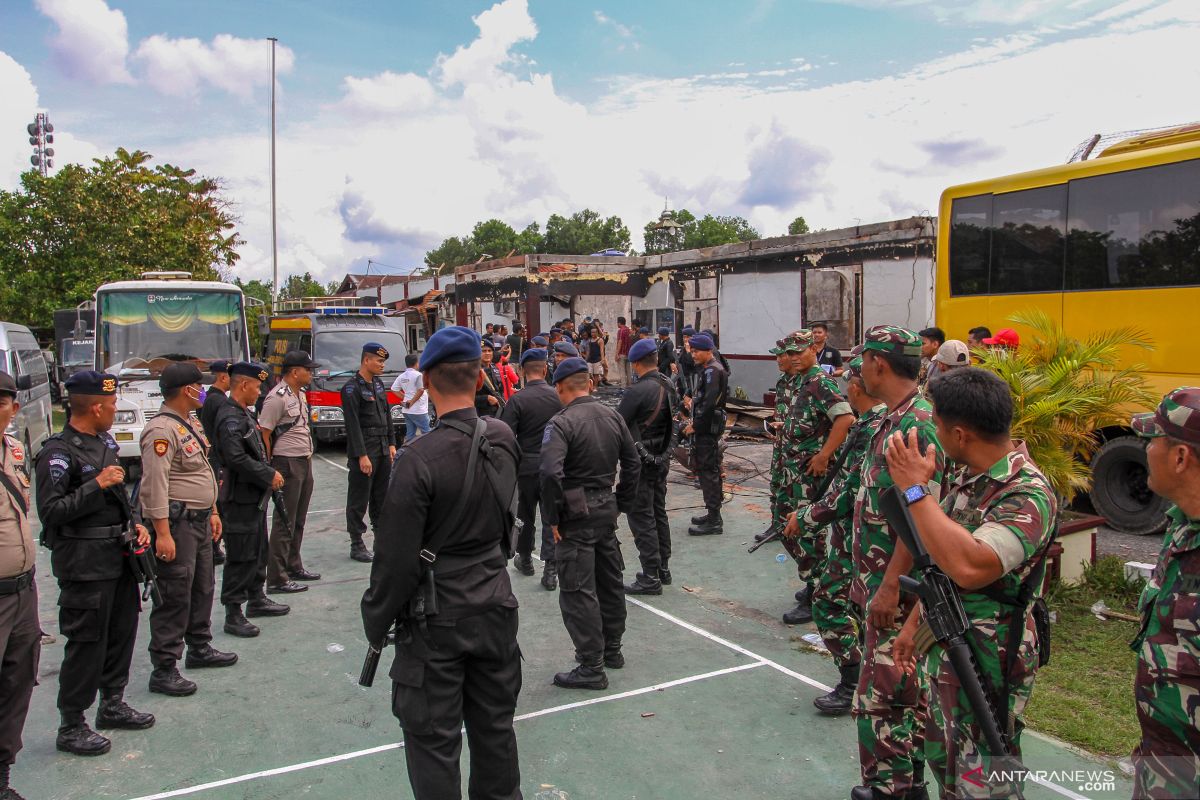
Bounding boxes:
122 480 162 606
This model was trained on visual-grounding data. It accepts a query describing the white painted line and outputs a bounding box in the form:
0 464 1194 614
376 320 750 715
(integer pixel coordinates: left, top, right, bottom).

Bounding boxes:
305 508 344 515
314 453 350 472
1029 775 1090 800
124 661 768 800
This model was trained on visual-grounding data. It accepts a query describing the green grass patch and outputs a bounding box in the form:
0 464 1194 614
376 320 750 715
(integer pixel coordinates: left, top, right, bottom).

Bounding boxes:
1025 555 1145 758
52 407 66 433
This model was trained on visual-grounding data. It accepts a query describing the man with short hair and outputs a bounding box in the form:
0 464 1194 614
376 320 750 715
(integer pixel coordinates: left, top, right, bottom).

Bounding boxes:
685 334 729 536
918 326 946 386
583 327 605 390
812 322 844 377
392 354 430 442
541 358 640 689
615 317 632 386
342 343 397 563
201 360 231 566
484 322 495 339
967 327 991 349
140 363 235 698
886 367 1057 800
500 348 562 587
547 340 578 387
1127 387 1200 798
260 351 321 594
475 340 505 416
655 327 677 376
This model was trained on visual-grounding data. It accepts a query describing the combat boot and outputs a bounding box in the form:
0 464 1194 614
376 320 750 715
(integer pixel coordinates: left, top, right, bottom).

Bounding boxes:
349 536 374 563
56 712 110 756
245 594 289 617
513 553 535 576
623 572 663 595
659 561 672 586
604 641 625 670
0 763 26 800
149 667 197 697
795 584 812 604
688 512 723 536
212 539 226 565
185 644 238 668
782 601 813 625
540 562 558 591
689 511 710 525
95 690 155 730
553 664 608 690
223 604 260 638
813 662 858 716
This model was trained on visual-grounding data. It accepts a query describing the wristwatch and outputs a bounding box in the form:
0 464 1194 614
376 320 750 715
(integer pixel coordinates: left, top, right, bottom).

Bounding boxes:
902 484 931 506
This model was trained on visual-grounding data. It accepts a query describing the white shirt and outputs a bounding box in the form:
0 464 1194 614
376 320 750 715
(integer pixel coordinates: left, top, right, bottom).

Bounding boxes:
392 368 428 415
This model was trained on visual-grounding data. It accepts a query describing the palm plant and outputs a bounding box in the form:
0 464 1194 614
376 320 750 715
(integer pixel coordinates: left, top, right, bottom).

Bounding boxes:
973 309 1156 502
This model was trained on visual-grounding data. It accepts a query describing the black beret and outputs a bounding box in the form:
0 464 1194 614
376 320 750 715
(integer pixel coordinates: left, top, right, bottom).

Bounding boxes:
230 362 269 382
363 342 390 359
208 360 231 374
0 371 16 397
159 362 204 392
66 370 118 396
282 350 321 370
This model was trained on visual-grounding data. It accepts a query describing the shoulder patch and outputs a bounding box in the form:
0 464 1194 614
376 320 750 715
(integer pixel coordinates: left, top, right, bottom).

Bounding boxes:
542 422 555 445
153 438 170 457
342 383 355 394
101 433 118 450
10 443 24 463
175 424 189 437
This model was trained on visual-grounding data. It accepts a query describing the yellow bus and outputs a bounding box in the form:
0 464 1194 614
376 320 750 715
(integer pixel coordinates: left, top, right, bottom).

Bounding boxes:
936 125 1200 534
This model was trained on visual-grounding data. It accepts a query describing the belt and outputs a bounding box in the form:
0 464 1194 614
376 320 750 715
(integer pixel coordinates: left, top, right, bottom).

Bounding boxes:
181 508 213 523
0 568 33 595
59 524 124 540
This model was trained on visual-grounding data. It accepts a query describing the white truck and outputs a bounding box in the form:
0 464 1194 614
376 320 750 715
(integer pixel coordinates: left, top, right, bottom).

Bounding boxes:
94 272 252 477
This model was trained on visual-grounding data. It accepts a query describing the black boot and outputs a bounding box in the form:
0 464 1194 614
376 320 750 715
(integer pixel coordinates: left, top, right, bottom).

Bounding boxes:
553 663 608 690
245 594 289 617
540 562 558 591
185 644 238 669
782 601 813 625
910 759 929 800
688 512 723 536
849 788 885 800
659 561 672 585
795 584 812 604
604 641 625 670
514 553 535 576
149 667 197 697
56 712 110 756
623 572 662 595
96 690 155 730
690 511 710 525
212 540 226 565
349 537 373 563
223 604 260 638
0 763 26 800
813 662 858 716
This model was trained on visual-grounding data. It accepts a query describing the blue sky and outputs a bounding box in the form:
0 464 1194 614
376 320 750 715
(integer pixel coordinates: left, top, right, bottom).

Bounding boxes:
1 0 1198 284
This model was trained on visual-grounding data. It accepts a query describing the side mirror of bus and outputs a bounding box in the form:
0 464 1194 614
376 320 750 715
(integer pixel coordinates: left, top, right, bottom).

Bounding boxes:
15 375 31 391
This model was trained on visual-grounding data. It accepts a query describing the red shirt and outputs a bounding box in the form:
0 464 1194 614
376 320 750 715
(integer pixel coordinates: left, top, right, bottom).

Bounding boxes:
617 325 632 357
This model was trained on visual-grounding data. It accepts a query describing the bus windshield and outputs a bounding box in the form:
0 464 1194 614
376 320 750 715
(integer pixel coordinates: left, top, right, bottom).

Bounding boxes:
313 330 405 377
99 290 246 377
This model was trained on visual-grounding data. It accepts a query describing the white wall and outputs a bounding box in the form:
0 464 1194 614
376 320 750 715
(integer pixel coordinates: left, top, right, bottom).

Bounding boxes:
718 270 802 355
862 257 935 334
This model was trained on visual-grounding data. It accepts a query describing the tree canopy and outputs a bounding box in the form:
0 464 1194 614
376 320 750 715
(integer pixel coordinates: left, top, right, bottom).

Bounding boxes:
641 209 760 256
788 216 810 236
0 148 242 330
423 211 631 269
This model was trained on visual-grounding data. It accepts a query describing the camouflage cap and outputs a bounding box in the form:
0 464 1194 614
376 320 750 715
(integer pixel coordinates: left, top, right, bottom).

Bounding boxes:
769 329 814 355
1132 387 1200 445
844 355 865 380
861 324 923 358
850 343 864 357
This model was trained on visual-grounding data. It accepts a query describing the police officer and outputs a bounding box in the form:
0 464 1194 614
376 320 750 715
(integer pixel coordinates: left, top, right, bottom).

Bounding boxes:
499 348 562 588
0 372 38 797
475 339 504 417
676 325 698 400
1128 387 1200 798
260 351 321 594
343 342 396 563
361 326 522 800
620 337 680 595
655 326 677 376
215 362 289 638
200 360 231 565
139 363 236 698
35 371 155 756
541 357 640 690
685 334 728 536
546 340 578 387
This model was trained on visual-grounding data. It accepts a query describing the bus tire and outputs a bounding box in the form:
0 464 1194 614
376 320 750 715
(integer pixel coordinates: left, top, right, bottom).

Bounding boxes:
1089 436 1169 536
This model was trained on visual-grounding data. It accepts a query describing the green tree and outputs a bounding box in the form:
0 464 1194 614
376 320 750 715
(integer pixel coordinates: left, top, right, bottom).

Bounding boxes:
543 209 631 255
788 216 810 235
424 235 477 271
643 209 695 255
0 147 242 329
280 271 327 300
642 209 758 255
514 222 544 255
471 219 519 259
325 280 342 296
234 278 273 356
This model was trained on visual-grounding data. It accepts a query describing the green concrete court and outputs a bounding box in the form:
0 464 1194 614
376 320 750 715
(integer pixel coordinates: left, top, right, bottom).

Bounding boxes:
19 442 1132 799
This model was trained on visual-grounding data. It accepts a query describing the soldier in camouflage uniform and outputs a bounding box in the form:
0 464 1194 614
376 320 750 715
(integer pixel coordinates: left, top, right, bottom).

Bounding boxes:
778 329 853 625
1129 387 1200 799
787 353 886 715
849 325 948 800
887 367 1057 800
761 335 805 543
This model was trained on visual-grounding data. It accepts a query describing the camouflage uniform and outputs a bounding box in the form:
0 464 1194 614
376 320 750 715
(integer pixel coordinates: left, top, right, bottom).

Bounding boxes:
921 446 1057 799
768 337 804 536
1129 389 1200 799
851 325 948 798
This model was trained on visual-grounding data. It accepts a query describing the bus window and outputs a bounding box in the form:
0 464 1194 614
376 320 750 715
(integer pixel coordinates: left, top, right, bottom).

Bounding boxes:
949 194 992 296
1066 159 1200 290
990 184 1066 294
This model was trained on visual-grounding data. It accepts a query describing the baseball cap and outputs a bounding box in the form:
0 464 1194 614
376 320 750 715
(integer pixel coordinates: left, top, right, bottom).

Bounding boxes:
982 328 1020 348
932 340 970 367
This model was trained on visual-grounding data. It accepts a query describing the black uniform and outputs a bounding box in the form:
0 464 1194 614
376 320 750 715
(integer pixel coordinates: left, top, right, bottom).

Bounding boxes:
677 349 698 398
361 409 522 800
540 396 640 670
214 402 275 605
199 387 228 476
618 369 679 581
816 344 843 373
692 359 728 517
343 372 397 549
498 378 561 562
34 426 141 723
656 338 676 375
475 364 504 417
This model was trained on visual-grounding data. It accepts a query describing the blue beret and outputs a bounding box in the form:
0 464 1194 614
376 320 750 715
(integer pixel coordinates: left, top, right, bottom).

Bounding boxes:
419 326 481 371
628 338 657 362
689 334 715 351
657 326 670 336
208 359 230 374
531 335 549 346
230 361 270 381
363 342 390 359
65 370 118 396
554 357 588 380
553 341 579 357
520 348 547 366
638 327 651 334
550 327 563 335
536 331 549 338
682 326 696 335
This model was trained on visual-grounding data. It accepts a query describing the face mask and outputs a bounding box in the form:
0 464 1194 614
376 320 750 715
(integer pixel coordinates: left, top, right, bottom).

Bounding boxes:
188 386 206 406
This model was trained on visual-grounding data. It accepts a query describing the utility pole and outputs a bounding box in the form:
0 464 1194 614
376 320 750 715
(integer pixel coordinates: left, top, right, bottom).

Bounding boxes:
26 113 54 176
268 37 279 306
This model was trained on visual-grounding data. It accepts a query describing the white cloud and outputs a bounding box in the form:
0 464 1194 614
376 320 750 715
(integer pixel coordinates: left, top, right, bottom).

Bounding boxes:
339 71 437 115
133 34 295 100
35 0 134 84
594 10 639 51
0 52 41 187
435 0 538 87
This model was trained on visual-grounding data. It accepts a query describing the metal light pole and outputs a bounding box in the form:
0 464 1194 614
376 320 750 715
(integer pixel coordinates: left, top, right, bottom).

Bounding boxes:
26 113 54 176
268 37 279 305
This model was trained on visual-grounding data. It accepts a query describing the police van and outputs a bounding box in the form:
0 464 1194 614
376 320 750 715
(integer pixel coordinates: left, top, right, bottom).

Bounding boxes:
262 299 407 443
0 322 55 456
